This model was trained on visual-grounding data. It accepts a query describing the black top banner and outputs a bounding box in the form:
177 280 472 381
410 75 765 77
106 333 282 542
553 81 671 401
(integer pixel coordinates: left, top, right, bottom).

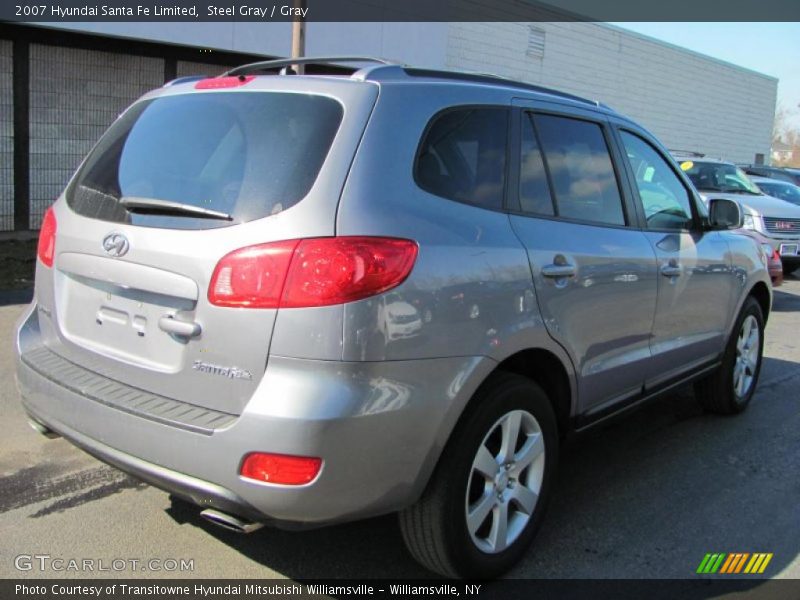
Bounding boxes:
1 0 799 22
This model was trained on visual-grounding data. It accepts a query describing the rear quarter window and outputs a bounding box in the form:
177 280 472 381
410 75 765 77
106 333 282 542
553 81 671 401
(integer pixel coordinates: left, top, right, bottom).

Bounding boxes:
66 92 343 229
414 107 508 211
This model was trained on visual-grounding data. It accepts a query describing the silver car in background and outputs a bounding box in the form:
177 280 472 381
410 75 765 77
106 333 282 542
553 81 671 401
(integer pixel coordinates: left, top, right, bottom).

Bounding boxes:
15 58 771 578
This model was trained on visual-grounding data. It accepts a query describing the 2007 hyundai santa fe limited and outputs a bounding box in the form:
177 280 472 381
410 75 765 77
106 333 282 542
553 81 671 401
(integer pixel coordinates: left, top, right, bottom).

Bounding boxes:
15 57 771 578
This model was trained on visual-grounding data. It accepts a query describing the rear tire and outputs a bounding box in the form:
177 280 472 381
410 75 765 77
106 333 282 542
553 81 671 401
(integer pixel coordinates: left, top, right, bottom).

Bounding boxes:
399 372 558 579
695 296 764 414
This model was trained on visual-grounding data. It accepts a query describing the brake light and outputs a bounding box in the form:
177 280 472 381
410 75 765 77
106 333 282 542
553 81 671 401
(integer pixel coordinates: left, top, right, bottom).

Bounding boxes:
208 237 418 309
240 452 322 485
194 75 255 89
37 207 57 268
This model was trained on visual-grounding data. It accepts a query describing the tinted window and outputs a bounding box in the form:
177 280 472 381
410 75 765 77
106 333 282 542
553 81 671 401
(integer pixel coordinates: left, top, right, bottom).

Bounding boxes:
535 115 625 226
519 113 554 216
621 132 694 230
67 92 343 229
415 108 508 210
680 161 761 194
758 181 800 205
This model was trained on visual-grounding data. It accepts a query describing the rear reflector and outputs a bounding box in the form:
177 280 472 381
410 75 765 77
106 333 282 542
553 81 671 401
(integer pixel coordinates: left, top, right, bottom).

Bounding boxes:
240 452 322 485
37 207 57 268
195 75 255 89
208 237 418 309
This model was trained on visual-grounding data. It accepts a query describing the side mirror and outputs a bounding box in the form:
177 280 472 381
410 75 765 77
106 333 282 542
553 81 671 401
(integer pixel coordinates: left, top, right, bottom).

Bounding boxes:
708 198 743 230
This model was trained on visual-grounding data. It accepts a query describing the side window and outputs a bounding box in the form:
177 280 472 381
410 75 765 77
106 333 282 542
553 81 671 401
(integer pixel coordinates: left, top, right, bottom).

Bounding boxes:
619 131 694 230
534 114 625 226
519 113 554 216
415 108 507 210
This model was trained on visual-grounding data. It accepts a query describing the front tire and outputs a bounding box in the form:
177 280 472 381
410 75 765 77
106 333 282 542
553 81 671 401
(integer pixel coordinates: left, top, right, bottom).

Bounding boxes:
695 296 764 414
399 372 558 578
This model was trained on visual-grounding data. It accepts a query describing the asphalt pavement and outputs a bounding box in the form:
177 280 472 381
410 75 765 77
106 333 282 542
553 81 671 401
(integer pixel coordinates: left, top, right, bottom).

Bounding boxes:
1 279 799 580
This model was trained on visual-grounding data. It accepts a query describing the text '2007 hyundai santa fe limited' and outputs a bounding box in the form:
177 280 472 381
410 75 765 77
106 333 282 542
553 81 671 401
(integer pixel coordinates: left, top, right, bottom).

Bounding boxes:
15 57 772 578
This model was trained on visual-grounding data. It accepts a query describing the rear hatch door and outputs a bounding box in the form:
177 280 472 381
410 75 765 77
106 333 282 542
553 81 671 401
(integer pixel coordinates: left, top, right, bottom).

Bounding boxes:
35 77 377 415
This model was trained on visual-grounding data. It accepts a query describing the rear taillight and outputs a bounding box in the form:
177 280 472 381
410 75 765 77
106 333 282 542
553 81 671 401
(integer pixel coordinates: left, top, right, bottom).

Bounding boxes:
208 240 299 308
240 452 322 485
208 237 418 309
37 207 57 268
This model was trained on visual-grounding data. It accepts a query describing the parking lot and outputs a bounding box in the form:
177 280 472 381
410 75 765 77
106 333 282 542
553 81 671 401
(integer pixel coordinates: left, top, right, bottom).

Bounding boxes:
1 277 799 581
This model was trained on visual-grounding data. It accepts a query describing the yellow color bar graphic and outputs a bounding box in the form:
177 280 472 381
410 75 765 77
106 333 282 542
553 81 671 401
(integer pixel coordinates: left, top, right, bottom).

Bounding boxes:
743 553 774 574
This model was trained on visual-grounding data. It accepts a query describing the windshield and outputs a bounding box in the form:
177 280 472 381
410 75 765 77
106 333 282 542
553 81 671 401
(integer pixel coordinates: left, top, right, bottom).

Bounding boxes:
757 181 800 206
66 92 343 229
679 160 761 195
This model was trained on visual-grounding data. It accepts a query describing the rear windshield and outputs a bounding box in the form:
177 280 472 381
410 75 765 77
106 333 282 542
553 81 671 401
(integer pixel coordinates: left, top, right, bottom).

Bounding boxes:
66 92 343 229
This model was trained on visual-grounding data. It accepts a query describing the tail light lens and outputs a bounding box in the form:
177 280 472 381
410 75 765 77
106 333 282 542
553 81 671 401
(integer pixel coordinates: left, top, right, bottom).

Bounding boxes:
208 240 299 308
208 237 418 309
240 452 322 485
195 75 255 89
37 207 57 268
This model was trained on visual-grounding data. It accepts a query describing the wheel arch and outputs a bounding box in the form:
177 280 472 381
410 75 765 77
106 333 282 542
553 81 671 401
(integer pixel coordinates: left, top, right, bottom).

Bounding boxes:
408 345 576 509
749 281 771 324
493 348 573 438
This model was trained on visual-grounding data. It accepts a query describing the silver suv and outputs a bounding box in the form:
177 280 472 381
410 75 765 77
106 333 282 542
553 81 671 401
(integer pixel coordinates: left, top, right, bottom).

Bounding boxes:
14 58 771 578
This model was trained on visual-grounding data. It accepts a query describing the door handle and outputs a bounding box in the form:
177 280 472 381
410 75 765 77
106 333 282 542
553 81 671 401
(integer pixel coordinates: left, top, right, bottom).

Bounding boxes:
159 315 201 338
541 264 576 278
660 262 683 277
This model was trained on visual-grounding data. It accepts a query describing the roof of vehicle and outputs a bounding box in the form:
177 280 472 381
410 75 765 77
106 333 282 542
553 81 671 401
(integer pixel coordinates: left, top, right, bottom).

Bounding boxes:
749 176 793 185
740 164 790 170
170 56 618 116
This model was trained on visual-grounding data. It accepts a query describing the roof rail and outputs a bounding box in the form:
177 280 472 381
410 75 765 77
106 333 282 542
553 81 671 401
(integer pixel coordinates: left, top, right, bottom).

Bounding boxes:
220 57 607 110
225 56 397 77
396 67 602 108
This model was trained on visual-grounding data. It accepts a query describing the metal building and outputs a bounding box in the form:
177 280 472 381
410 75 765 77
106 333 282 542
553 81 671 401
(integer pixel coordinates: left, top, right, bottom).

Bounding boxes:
0 20 778 233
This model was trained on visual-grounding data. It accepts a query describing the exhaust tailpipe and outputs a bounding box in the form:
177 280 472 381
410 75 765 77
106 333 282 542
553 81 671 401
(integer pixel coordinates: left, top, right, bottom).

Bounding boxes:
200 508 263 534
28 417 60 439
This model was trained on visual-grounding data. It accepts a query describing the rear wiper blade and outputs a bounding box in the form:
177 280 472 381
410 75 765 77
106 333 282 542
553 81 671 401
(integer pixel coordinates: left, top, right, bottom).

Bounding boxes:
120 197 233 221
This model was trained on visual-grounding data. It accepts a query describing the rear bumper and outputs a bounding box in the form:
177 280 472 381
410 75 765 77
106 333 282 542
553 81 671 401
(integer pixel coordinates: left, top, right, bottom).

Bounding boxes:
15 304 493 528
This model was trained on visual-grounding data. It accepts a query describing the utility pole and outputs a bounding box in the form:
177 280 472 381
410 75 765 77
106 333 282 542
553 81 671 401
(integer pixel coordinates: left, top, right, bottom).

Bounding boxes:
291 0 306 74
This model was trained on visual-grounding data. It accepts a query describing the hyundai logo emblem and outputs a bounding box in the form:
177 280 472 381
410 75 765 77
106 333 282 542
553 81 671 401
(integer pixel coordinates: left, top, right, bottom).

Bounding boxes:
102 233 130 257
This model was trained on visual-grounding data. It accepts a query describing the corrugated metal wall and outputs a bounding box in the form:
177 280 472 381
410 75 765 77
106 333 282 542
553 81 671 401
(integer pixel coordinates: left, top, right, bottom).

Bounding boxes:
446 21 778 164
28 45 163 228
0 40 13 231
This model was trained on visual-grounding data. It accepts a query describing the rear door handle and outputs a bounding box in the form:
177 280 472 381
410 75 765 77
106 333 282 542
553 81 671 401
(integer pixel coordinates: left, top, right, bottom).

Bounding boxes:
541 264 576 278
159 315 201 338
660 262 683 277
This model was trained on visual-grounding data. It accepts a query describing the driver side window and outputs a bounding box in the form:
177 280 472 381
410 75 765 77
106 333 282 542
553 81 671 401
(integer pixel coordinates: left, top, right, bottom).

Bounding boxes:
620 131 694 230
